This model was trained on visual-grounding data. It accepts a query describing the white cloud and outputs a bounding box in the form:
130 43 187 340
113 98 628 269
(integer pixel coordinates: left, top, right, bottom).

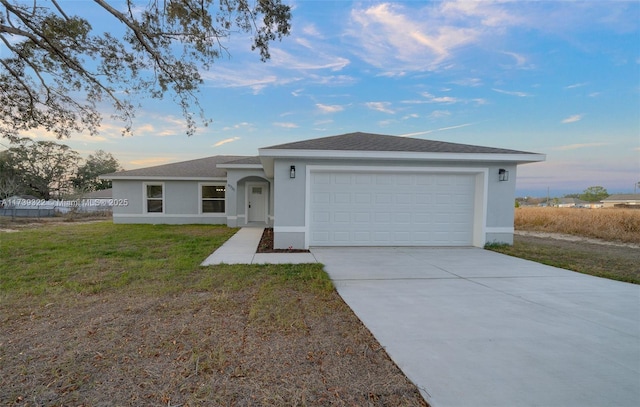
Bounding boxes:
213 137 240 147
552 142 609 151
452 77 483 87
365 102 395 114
421 92 460 104
222 122 252 131
492 88 532 97
429 110 451 119
347 3 483 72
270 48 350 72
202 67 292 94
561 114 584 124
565 82 588 89
316 104 345 114
273 122 298 129
399 122 475 137
302 23 322 38
501 51 532 68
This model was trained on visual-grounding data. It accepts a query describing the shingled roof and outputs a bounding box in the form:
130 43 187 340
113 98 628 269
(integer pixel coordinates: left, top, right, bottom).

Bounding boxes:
102 155 251 179
262 132 536 155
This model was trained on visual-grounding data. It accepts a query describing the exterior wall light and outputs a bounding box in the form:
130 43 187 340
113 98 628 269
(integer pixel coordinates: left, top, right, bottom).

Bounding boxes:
290 165 296 179
498 168 509 182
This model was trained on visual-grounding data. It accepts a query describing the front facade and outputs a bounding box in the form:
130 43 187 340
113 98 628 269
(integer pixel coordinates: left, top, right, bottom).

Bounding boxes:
103 132 545 248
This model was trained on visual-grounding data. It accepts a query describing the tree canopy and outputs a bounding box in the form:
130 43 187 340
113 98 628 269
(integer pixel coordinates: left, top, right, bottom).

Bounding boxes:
3 137 80 199
73 150 123 192
580 186 609 202
0 0 291 140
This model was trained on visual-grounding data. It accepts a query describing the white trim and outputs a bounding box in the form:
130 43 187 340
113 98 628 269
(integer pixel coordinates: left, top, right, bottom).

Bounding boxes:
486 227 515 234
198 182 226 215
304 165 489 249
259 148 546 164
245 182 269 224
227 216 237 220
274 226 306 233
142 182 164 214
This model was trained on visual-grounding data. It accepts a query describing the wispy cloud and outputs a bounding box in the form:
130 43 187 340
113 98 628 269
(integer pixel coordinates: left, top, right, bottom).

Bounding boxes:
213 137 240 147
552 142 609 151
565 82 588 89
399 122 475 137
270 48 350 71
273 122 298 129
316 104 345 114
429 110 451 119
365 102 395 114
421 92 460 104
451 77 483 87
347 2 485 72
501 51 530 68
222 122 252 131
561 114 583 124
492 88 532 97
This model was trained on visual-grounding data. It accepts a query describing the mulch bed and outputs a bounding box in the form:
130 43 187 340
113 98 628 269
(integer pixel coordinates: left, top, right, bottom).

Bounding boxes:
257 227 310 253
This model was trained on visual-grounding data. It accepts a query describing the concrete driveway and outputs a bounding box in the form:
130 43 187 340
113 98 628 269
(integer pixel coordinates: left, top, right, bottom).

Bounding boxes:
311 247 640 407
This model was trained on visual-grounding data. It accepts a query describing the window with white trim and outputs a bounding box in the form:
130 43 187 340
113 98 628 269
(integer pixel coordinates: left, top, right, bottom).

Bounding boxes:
201 184 225 213
145 184 163 213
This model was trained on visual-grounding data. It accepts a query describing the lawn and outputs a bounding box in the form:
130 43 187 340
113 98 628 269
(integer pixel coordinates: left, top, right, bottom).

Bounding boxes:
0 222 426 406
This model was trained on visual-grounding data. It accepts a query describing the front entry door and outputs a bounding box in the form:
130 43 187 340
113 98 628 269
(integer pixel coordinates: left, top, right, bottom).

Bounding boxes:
247 184 267 223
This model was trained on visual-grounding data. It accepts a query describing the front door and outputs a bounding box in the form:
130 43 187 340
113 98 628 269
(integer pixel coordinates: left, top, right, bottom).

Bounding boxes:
247 183 267 223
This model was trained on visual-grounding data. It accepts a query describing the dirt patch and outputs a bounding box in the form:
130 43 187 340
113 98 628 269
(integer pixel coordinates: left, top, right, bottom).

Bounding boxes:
257 227 310 253
1 285 428 406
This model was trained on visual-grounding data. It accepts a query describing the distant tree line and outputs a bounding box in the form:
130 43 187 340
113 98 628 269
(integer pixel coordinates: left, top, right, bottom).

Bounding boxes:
517 186 612 207
0 138 122 200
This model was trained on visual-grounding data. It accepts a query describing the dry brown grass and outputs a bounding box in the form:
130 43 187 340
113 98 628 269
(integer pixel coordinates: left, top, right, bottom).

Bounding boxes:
1 222 427 406
514 207 640 244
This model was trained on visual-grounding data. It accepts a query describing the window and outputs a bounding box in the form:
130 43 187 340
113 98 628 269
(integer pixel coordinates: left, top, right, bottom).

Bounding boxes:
201 184 225 213
145 184 163 213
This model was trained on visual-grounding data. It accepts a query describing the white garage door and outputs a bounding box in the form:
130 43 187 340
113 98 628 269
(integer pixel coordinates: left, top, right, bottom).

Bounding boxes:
309 171 476 246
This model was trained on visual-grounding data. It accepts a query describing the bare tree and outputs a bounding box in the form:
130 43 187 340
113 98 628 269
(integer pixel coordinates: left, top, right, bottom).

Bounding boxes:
0 0 291 140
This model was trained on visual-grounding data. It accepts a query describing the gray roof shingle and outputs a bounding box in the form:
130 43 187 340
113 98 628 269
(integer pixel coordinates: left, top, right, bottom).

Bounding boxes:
262 132 537 154
102 155 251 178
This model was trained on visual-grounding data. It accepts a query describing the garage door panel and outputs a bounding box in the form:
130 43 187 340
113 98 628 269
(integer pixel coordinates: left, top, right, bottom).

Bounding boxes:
310 171 475 246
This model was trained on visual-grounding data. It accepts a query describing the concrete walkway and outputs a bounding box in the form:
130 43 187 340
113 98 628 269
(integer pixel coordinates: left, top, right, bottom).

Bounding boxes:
312 247 640 407
201 227 318 265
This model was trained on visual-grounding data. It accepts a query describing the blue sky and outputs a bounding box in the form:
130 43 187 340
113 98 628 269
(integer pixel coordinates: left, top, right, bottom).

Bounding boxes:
14 1 640 196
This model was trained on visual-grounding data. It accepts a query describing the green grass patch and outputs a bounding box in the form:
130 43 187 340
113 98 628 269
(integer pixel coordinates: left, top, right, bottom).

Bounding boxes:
0 222 238 299
486 236 640 284
1 222 334 305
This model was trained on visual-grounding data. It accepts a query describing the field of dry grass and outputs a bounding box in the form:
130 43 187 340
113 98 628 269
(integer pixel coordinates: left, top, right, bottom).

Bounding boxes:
514 207 640 244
